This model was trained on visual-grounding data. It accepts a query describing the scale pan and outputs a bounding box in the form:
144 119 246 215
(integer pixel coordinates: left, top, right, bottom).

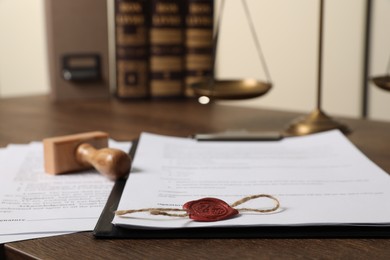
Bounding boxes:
191 79 272 100
372 75 390 91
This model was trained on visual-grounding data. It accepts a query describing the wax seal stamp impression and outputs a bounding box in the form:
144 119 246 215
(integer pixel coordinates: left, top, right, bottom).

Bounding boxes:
183 198 239 222
115 194 280 221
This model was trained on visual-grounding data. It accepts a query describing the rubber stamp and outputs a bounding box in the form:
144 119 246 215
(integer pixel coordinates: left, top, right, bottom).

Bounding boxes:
43 131 131 180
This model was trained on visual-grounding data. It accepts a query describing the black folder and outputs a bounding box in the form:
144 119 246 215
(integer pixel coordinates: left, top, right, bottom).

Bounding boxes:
93 141 390 239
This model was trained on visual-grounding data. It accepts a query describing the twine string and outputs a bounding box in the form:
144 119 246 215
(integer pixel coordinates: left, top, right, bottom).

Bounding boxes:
115 208 188 217
230 194 280 213
115 194 280 218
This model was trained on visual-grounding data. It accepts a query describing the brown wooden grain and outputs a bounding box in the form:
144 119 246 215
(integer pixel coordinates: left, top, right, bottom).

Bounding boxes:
1 95 390 259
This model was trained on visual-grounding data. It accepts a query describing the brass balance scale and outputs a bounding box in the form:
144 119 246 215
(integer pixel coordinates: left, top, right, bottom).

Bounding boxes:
372 57 390 91
192 0 350 136
191 0 272 100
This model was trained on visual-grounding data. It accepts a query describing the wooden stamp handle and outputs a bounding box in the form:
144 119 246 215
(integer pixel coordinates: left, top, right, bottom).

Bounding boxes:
76 143 131 180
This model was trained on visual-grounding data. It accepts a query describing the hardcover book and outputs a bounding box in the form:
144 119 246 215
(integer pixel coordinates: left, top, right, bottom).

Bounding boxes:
184 0 214 97
115 0 150 99
149 0 185 98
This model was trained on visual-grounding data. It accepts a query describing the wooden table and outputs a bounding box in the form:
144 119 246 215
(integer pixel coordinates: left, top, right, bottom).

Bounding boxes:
1 95 390 259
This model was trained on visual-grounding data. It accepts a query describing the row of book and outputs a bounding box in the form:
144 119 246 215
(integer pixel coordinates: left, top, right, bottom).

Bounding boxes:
115 0 214 99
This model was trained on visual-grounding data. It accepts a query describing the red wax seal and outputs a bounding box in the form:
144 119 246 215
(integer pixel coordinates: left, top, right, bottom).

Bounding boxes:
183 198 239 222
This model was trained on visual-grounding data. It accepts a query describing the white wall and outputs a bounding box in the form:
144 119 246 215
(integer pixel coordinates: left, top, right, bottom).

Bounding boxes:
369 0 390 121
217 0 365 119
0 0 389 121
0 0 49 97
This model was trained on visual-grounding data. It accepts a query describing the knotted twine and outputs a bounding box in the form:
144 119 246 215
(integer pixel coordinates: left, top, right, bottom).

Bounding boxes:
115 194 280 221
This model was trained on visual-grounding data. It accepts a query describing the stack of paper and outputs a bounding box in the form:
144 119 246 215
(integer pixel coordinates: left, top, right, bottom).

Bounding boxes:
0 140 131 244
113 130 390 229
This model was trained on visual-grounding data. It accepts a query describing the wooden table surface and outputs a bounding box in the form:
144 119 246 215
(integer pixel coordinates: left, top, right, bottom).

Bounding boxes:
1 95 390 259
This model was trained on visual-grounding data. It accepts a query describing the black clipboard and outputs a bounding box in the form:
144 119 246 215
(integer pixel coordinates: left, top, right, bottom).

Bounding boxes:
93 140 390 239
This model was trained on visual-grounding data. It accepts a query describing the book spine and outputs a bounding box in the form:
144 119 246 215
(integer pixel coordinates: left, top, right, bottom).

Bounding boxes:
115 0 149 99
149 0 185 98
184 0 214 97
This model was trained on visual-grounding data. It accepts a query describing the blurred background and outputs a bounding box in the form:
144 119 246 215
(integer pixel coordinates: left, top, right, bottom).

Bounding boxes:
0 0 389 121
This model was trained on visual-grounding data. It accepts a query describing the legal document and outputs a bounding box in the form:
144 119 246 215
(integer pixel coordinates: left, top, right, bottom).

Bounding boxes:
113 131 390 229
0 140 131 243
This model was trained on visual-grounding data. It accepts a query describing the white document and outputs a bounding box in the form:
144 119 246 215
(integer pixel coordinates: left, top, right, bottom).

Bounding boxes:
113 130 390 229
0 140 131 241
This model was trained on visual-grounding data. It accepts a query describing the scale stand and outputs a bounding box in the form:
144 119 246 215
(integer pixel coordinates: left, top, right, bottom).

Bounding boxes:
284 0 349 136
